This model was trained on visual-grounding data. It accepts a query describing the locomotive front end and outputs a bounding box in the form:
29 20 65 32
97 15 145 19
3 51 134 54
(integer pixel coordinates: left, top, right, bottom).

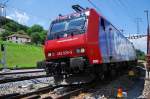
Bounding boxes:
44 11 90 75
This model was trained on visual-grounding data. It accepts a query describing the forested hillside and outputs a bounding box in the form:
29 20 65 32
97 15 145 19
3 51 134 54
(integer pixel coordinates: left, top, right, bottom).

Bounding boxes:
0 17 47 44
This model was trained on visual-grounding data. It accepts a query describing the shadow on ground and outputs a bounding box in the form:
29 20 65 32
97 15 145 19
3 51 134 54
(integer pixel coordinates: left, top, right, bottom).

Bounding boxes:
127 66 146 99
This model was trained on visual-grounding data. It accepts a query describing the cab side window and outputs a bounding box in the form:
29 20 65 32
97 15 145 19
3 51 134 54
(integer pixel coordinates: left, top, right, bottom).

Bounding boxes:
101 18 105 31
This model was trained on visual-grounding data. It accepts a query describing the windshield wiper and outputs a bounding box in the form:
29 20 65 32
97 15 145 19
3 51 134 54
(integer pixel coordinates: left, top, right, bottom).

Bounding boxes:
67 28 80 36
53 30 66 39
54 34 59 39
68 28 85 35
71 32 74 36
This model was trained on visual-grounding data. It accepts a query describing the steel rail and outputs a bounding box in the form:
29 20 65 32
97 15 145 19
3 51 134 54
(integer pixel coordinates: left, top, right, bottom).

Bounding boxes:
4 75 97 99
0 69 45 75
0 75 49 84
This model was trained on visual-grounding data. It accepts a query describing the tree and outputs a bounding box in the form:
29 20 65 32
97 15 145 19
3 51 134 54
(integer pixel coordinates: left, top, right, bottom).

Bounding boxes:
39 30 47 44
1 18 28 32
27 24 43 35
31 32 41 45
0 30 12 41
27 24 47 44
136 49 145 60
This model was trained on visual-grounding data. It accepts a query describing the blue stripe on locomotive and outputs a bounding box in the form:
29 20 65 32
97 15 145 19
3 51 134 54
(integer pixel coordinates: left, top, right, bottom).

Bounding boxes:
99 18 137 63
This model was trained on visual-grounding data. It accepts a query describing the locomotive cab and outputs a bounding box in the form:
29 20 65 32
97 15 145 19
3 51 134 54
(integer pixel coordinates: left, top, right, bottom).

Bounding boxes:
44 9 95 75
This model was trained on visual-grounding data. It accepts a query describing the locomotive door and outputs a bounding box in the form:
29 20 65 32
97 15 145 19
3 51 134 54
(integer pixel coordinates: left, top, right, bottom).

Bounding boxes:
99 18 114 63
99 18 109 63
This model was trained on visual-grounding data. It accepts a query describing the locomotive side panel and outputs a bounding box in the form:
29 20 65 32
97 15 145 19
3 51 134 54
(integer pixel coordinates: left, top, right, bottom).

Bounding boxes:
99 17 137 63
113 30 137 62
86 9 102 64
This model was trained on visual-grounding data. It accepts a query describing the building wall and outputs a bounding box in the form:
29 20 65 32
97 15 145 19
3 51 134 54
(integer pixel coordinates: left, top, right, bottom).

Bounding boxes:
8 36 31 43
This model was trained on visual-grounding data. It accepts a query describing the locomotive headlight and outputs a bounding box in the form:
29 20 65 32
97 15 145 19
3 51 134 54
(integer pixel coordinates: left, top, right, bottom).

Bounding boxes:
80 48 85 53
76 49 81 54
76 48 85 54
48 52 52 56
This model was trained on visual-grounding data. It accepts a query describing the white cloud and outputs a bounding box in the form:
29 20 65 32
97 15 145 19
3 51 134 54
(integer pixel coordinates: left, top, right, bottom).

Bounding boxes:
14 11 29 24
130 37 147 53
7 10 30 25
6 16 13 20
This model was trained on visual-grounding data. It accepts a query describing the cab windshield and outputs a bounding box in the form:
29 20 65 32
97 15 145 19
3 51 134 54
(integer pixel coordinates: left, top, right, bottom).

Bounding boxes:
48 16 86 40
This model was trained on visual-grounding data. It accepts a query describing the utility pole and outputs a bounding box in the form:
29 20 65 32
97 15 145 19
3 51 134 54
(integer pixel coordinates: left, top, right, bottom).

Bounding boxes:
0 0 9 72
135 18 142 34
0 3 6 28
0 0 8 28
0 4 6 17
1 44 7 71
0 0 9 16
145 10 150 53
144 10 150 78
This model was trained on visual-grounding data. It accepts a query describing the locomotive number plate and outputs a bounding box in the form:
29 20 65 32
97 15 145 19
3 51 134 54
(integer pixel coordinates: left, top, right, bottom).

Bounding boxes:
57 50 72 56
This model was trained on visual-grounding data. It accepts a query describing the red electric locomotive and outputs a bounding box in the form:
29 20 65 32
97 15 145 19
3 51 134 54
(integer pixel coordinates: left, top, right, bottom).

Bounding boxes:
44 5 137 78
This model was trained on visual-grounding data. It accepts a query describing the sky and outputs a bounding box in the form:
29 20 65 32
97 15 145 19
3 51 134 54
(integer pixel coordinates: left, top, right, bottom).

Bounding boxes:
1 0 150 53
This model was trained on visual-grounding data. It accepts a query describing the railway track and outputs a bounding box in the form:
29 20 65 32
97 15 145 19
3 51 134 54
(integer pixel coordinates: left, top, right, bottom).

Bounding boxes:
54 88 83 99
0 70 119 99
0 69 47 84
0 68 127 98
0 69 45 75
1 86 83 99
0 74 98 99
0 67 143 99
0 75 49 84
0 73 138 99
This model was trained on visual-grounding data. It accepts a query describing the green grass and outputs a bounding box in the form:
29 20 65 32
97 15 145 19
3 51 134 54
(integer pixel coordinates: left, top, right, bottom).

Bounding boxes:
0 41 44 69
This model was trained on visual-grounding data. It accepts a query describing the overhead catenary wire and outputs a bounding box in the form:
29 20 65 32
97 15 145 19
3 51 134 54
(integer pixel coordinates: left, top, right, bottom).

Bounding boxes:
120 0 145 35
85 0 122 35
135 18 142 34
87 0 102 13
115 0 140 24
113 0 135 20
111 0 144 36
2 0 10 5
